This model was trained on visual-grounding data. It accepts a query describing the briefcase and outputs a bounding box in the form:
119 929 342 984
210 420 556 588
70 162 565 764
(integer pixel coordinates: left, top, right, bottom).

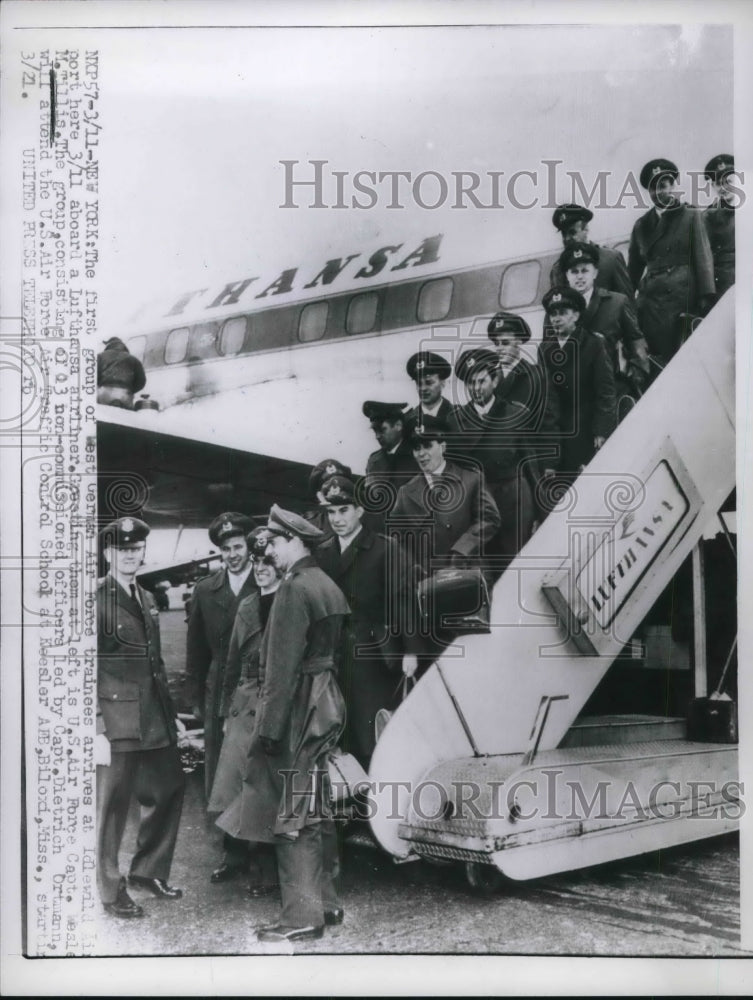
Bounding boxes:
417 567 491 636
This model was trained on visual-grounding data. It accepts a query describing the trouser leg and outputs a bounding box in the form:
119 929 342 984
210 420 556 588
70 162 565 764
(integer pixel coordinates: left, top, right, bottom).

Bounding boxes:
222 833 250 869
97 752 137 903
320 819 341 912
248 843 279 888
275 825 324 927
128 746 185 881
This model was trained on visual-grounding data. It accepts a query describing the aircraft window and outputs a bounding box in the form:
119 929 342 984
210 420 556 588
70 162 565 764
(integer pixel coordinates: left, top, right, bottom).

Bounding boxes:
190 322 219 360
346 292 379 335
613 241 629 263
219 316 247 356
299 302 328 342
127 336 146 362
165 327 190 364
499 261 540 308
417 278 453 323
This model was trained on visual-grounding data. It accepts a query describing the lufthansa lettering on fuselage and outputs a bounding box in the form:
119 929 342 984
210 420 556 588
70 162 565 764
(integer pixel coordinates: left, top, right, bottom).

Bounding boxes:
164 234 444 318
575 461 690 628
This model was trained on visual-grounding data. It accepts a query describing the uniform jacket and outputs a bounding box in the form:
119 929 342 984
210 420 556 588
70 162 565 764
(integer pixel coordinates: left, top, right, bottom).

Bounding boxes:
704 201 735 297
628 203 715 359
389 460 501 571
538 325 616 471
550 244 634 299
579 288 650 375
97 574 177 752
408 397 455 426
315 527 413 660
446 398 543 498
186 565 256 794
238 557 349 839
96 341 146 392
493 356 559 437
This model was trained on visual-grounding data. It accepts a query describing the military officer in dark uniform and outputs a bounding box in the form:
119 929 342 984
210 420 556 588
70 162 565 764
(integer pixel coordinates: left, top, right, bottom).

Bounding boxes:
96 337 147 409
549 204 634 298
538 287 616 481
560 242 650 388
96 517 185 918
361 400 418 526
486 311 560 474
186 511 256 883
703 154 736 299
316 475 407 766
628 158 716 368
240 507 350 943
406 351 455 425
305 458 354 537
447 349 542 570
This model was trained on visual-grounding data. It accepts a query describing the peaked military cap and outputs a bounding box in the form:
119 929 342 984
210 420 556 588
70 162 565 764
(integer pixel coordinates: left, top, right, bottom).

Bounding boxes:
247 526 274 558
542 286 586 315
409 414 448 444
266 503 326 542
639 158 679 189
308 458 353 497
486 311 531 344
704 154 735 183
455 349 499 383
406 351 452 382
100 516 150 547
560 242 600 272
362 400 411 424
320 475 358 506
552 203 594 231
208 512 254 547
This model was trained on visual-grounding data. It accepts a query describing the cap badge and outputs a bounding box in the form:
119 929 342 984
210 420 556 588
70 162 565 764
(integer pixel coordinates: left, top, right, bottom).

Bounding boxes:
325 463 338 476
573 249 583 259
122 518 134 533
652 166 663 177
221 520 232 533
416 360 426 370
717 160 730 172
552 293 562 303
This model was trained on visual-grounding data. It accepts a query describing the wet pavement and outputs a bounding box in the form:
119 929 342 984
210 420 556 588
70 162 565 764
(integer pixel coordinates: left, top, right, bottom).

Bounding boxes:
92 611 748 958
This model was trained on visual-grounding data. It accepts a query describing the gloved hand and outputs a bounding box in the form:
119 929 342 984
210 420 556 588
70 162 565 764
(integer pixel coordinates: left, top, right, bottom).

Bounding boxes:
260 736 282 756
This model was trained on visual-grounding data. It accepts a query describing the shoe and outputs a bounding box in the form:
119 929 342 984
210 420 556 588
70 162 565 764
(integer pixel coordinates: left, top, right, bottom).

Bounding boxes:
128 875 183 899
248 882 279 898
104 881 145 919
324 907 344 926
256 923 324 942
210 862 245 884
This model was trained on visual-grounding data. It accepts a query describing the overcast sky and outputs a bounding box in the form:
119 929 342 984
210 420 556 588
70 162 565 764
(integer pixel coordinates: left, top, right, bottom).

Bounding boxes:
96 22 733 333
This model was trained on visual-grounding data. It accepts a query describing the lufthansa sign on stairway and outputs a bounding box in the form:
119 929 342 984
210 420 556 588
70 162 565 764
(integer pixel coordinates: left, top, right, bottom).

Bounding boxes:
576 461 689 629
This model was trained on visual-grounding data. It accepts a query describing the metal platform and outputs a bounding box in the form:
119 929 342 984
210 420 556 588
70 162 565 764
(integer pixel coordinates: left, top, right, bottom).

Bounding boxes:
561 714 687 747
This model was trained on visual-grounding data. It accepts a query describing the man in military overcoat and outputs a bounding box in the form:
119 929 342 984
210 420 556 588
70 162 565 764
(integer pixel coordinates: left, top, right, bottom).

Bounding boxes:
240 506 350 944
703 153 736 300
186 511 255 882
628 158 715 368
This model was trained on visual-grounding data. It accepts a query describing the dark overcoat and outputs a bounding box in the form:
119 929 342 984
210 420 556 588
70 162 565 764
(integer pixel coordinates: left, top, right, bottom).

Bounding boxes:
186 566 256 796
316 528 410 764
234 557 349 842
446 398 542 558
538 325 616 474
703 201 735 298
580 288 649 377
389 460 501 574
408 397 456 426
628 202 715 361
493 357 559 441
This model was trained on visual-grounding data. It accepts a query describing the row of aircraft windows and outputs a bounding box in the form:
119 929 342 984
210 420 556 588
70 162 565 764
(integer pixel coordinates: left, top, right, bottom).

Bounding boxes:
128 245 629 366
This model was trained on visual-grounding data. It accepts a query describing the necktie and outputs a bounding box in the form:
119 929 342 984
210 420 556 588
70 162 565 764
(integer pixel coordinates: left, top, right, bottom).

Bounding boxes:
129 583 145 620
